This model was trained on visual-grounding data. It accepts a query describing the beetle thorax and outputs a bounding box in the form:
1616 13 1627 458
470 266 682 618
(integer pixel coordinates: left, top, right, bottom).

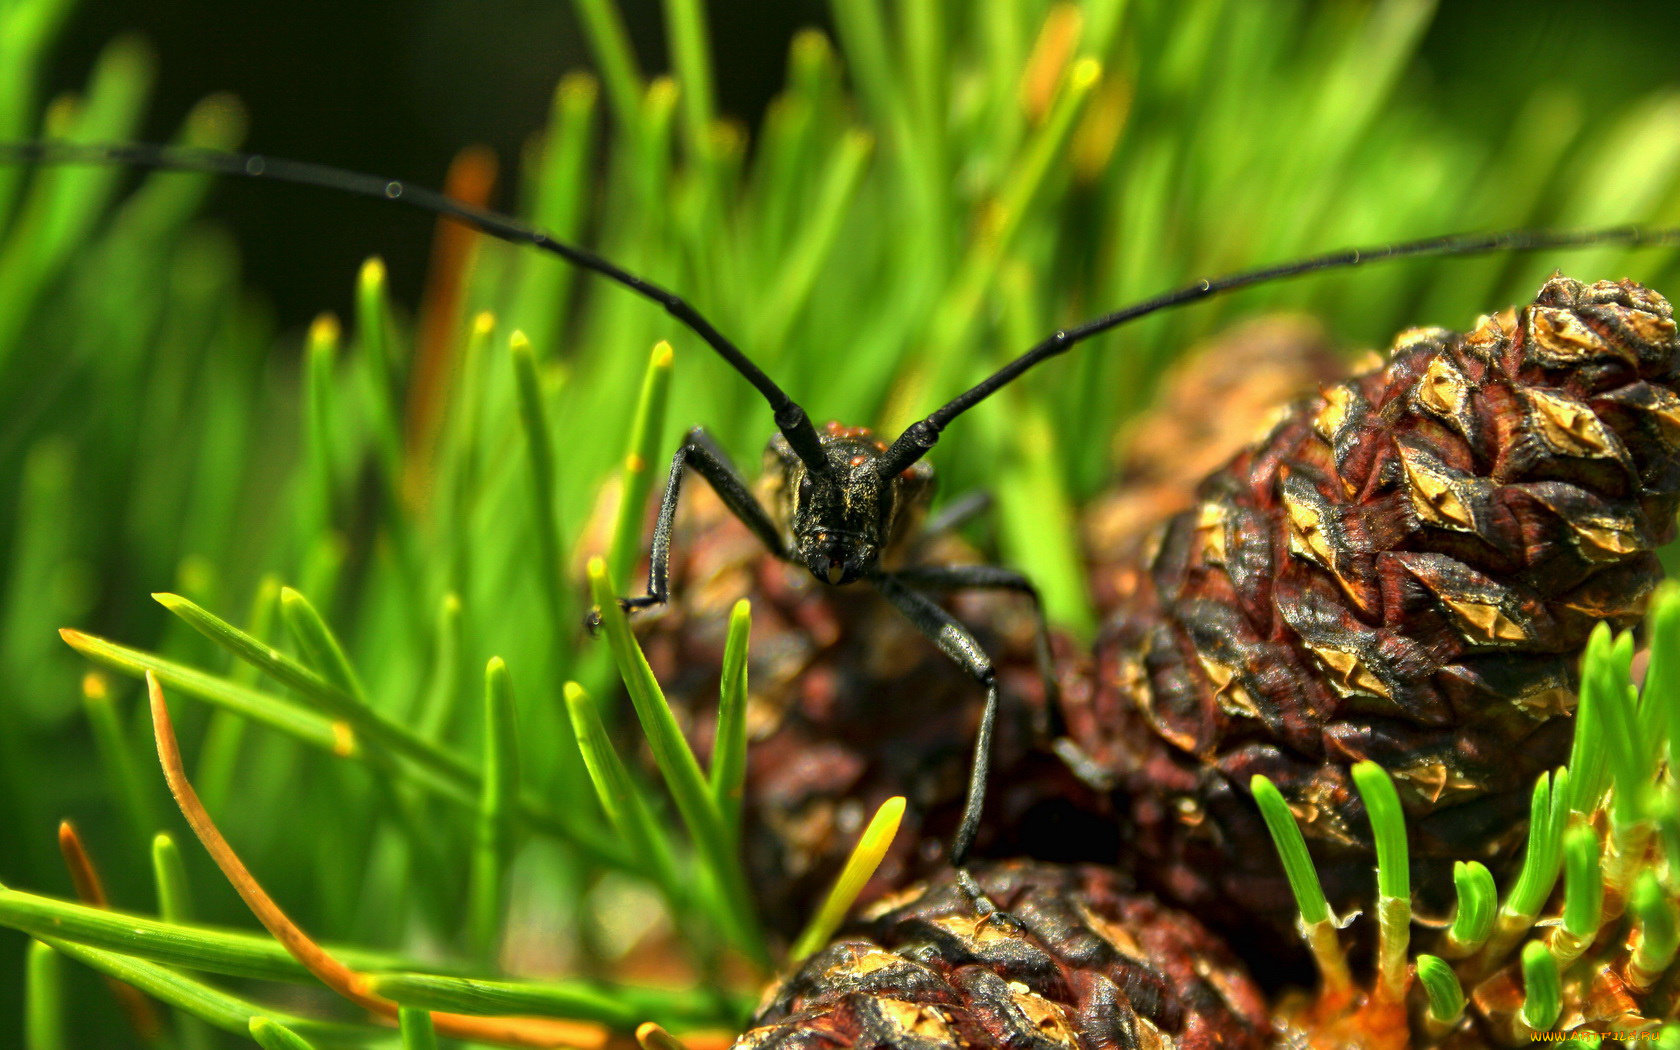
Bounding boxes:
764 422 935 585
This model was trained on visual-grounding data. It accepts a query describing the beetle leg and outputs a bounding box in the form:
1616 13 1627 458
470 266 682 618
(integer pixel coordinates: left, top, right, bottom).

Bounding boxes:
869 572 999 871
589 426 786 630
892 565 1116 792
889 563 1060 733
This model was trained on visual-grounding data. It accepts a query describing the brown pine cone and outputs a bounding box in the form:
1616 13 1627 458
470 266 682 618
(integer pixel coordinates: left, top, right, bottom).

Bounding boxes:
733 860 1271 1050
1068 274 1680 932
1085 315 1346 602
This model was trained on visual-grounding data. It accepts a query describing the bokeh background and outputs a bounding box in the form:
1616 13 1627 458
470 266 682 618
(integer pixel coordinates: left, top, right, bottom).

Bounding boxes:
40 0 1680 329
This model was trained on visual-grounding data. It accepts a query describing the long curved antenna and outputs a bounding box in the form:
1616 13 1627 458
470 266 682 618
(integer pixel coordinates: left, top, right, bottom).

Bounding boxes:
878 225 1680 477
0 139 833 475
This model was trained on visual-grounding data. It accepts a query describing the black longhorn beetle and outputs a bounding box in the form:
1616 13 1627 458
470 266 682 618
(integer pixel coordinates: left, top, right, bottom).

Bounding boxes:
7 140 1680 893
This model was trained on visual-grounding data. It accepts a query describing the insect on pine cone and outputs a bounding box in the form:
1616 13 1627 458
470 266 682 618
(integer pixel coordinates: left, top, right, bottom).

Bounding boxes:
1068 273 1680 931
633 480 1084 933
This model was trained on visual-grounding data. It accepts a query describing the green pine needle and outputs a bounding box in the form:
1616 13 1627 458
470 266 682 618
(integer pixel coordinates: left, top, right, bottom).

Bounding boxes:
1443 860 1496 956
60 628 351 756
366 971 639 1027
511 329 568 633
149 833 193 923
469 656 522 962
352 255 404 486
1251 774 1331 926
1629 870 1679 990
1250 774 1353 999
609 341 675 588
570 0 642 126
151 833 215 1050
145 590 638 865
1351 761 1409 902
1568 625 1613 817
711 598 752 836
0 884 432 982
249 1017 321 1050
363 964 730 1029
1559 824 1603 943
1414 953 1464 1029
1639 581 1680 768
563 679 685 906
1504 769 1568 921
30 931 374 1041
24 940 65 1050
1653 793 1680 893
1350 761 1409 997
398 1006 439 1050
1593 630 1649 826
304 312 342 532
81 674 165 845
1519 940 1561 1032
510 73 597 354
278 585 366 702
580 565 769 967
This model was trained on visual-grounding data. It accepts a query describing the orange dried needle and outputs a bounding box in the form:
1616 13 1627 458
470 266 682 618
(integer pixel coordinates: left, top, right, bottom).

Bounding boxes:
57 821 164 1041
1021 3 1083 119
57 821 110 907
638 1024 734 1050
146 671 618 1049
405 144 498 510
637 1022 691 1050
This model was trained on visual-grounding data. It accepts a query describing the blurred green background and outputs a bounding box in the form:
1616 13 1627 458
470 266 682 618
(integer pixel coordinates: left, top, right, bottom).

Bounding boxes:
36 0 1680 329
4 0 1680 1045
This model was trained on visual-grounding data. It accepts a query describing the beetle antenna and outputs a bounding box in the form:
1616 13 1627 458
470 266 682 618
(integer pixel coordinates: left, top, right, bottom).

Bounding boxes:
0 139 833 475
878 225 1680 477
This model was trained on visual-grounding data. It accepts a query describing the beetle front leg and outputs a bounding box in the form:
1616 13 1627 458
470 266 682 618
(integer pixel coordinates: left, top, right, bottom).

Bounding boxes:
589 427 786 628
886 564 1117 799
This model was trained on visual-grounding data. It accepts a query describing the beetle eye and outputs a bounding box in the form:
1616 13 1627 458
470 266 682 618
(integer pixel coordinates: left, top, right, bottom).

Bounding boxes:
798 476 815 498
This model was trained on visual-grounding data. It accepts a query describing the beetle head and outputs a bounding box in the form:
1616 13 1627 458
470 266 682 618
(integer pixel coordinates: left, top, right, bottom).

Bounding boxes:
767 423 932 586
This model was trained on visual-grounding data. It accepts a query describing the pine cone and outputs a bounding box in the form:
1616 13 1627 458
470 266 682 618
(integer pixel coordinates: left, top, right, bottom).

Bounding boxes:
734 860 1271 1050
1086 315 1346 600
1068 274 1680 931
